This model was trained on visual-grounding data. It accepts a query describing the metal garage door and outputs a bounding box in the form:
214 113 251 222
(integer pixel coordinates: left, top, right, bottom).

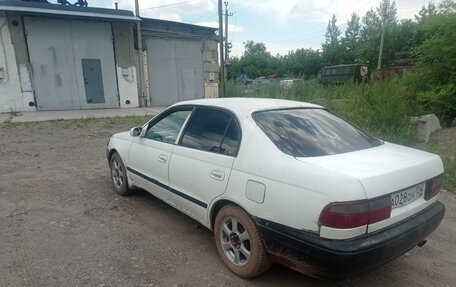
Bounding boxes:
25 17 119 110
146 38 204 106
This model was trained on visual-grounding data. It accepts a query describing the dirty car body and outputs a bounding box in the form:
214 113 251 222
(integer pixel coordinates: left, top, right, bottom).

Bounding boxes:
106 98 445 279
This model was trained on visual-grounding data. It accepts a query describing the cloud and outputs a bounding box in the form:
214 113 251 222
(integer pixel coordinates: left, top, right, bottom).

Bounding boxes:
113 0 215 21
196 21 244 32
97 0 429 24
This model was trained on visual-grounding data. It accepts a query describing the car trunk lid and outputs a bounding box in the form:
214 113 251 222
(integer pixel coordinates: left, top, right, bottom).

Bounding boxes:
296 142 444 232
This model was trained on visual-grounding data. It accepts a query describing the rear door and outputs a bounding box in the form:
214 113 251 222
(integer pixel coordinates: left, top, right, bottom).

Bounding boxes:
168 107 241 224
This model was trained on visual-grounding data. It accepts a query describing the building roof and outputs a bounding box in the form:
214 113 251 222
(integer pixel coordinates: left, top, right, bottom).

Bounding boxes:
140 17 217 38
0 0 139 22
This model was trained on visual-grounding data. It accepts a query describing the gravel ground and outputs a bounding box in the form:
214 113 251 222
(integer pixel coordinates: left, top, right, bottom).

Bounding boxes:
0 118 455 287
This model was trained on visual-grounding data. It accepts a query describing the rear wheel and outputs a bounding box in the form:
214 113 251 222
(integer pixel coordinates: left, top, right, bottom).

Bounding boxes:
109 152 133 196
214 205 271 278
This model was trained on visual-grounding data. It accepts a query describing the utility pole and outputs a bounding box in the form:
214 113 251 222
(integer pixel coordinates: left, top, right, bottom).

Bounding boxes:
218 0 225 97
224 1 233 85
377 19 385 70
224 2 232 62
135 0 146 106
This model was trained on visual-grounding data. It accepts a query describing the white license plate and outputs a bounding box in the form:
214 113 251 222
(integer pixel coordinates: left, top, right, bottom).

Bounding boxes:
391 183 425 209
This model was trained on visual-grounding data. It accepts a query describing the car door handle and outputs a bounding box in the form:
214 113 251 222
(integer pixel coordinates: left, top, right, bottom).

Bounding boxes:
158 154 168 163
210 170 225 181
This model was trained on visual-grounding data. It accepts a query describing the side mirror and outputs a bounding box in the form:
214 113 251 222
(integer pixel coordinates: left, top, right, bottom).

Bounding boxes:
130 127 142 137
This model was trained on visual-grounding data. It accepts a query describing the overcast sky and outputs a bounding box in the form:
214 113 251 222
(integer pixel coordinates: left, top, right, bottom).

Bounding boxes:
89 0 437 56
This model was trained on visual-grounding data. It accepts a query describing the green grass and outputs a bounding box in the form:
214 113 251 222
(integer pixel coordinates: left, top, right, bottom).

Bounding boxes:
2 115 151 130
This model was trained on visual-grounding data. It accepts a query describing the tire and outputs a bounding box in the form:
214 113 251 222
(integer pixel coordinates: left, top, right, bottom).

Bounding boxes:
109 152 134 196
214 205 271 278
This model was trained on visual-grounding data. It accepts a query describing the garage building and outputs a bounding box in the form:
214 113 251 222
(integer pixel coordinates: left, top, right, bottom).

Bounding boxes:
0 0 219 113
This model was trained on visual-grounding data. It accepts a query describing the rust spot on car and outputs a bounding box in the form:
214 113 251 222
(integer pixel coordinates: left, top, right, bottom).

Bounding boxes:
268 249 321 278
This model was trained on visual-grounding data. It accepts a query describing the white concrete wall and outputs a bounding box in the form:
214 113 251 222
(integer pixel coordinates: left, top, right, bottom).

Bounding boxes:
0 16 34 113
117 65 139 108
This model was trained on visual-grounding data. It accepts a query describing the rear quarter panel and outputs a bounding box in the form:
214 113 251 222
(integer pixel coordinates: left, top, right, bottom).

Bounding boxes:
213 121 367 233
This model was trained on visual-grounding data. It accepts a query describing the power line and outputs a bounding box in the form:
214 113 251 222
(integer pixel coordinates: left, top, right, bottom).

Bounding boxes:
258 22 324 43
191 7 219 23
140 0 195 11
232 0 270 13
267 28 326 48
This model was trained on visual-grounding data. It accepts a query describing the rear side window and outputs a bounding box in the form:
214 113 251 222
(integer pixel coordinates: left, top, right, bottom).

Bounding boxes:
180 107 240 156
253 108 382 157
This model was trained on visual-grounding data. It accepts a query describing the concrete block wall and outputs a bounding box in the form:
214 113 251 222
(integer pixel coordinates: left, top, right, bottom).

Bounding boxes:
202 39 219 85
112 22 139 108
0 15 35 113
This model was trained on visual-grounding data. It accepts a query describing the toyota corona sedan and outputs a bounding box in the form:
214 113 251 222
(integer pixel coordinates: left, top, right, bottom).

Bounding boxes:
106 98 445 279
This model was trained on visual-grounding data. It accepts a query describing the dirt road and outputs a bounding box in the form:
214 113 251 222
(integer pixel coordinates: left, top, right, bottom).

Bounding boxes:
0 118 455 287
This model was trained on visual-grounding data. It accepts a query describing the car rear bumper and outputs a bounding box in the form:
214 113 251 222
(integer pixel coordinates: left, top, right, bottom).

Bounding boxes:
256 201 445 279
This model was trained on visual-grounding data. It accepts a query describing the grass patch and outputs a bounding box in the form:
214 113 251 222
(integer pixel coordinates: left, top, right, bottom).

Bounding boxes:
2 115 152 130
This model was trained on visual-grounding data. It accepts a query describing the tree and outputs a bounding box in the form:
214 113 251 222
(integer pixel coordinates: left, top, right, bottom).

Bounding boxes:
414 11 456 86
438 0 456 14
415 2 437 22
357 8 381 66
281 48 321 77
321 15 343 65
356 0 398 68
377 0 397 27
376 0 398 68
243 40 268 56
342 13 361 62
231 41 276 78
411 5 456 124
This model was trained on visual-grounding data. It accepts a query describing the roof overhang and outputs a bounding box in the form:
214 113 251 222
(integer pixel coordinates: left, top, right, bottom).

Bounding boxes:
140 17 218 40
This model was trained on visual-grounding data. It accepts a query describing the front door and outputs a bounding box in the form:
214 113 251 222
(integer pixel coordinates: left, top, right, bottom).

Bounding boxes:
127 109 192 202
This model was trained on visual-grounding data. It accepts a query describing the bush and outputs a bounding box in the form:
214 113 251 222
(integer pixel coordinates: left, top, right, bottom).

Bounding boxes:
417 84 456 126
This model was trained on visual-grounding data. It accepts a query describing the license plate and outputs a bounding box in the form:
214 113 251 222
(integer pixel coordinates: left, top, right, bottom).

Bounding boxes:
391 183 425 209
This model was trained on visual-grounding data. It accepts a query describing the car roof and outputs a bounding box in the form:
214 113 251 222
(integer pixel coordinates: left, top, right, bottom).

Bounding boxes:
173 97 323 117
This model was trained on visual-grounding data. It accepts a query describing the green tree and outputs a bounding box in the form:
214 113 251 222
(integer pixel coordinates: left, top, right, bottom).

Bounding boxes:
243 40 268 55
357 0 398 68
392 20 418 56
409 1 456 124
342 12 361 62
414 11 456 86
281 48 321 77
321 15 343 65
438 0 456 13
357 8 381 66
231 41 276 78
377 0 398 68
415 2 437 22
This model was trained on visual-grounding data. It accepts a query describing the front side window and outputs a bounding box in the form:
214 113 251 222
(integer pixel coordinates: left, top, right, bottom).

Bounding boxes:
145 110 191 144
180 107 240 156
253 108 383 157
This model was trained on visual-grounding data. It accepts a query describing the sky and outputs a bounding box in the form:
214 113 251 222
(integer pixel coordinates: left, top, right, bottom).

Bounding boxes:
86 0 436 56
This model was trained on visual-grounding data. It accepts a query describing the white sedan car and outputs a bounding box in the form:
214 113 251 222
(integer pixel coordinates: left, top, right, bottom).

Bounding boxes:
107 98 445 279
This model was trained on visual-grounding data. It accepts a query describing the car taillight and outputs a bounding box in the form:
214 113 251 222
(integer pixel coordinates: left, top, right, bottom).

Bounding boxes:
425 174 444 200
319 196 391 229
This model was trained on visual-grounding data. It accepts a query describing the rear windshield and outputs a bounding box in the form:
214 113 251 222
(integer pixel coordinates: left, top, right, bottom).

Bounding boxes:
252 108 383 157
